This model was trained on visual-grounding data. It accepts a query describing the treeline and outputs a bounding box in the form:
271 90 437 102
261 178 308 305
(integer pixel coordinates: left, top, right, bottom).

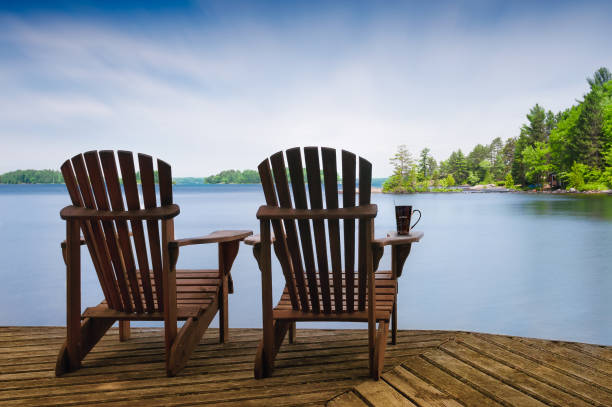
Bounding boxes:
383 67 612 193
204 168 336 184
0 169 163 185
0 169 64 184
204 169 260 184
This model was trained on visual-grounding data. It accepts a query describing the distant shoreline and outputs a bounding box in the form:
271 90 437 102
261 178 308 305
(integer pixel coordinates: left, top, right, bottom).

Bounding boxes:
3 183 611 196
382 184 612 195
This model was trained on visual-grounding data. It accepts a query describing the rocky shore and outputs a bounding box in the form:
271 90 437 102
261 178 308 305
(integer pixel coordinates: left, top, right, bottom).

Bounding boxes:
461 184 612 195
381 184 612 195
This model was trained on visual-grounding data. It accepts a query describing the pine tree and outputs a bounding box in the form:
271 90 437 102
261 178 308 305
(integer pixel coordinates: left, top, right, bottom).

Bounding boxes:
570 85 605 168
587 67 612 89
389 145 413 178
418 148 431 180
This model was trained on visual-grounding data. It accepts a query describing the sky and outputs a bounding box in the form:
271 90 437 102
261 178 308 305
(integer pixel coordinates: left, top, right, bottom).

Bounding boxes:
1 1 611 177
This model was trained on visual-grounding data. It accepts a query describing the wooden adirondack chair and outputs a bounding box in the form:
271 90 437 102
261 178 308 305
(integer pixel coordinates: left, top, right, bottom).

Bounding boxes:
246 147 423 380
56 150 252 377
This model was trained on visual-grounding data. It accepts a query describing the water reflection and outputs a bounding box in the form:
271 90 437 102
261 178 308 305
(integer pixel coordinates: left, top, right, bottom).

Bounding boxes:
518 194 612 221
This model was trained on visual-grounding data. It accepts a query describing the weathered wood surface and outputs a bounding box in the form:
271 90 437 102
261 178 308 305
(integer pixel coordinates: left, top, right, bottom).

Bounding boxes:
1 327 610 406
329 332 612 407
0 327 451 406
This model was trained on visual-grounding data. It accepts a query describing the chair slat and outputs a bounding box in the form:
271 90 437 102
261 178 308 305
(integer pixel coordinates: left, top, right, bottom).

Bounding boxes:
83 151 134 313
61 160 113 308
341 150 356 312
268 151 311 311
157 159 173 206
99 151 144 314
118 151 155 312
138 153 164 312
284 148 320 313
322 147 343 313
357 157 372 311
257 159 299 310
70 154 123 310
304 147 331 313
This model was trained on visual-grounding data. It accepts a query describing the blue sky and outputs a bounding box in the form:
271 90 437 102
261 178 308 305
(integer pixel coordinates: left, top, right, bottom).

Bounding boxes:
1 1 611 176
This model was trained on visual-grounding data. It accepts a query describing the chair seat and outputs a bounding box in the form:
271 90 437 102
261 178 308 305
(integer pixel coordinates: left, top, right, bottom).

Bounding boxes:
273 270 397 321
83 269 221 320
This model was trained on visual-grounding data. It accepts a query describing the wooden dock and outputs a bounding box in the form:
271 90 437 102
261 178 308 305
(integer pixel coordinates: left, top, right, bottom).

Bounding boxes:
330 332 612 407
0 327 610 406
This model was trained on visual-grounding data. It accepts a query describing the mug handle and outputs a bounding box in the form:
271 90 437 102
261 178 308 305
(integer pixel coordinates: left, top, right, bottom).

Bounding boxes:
410 209 421 230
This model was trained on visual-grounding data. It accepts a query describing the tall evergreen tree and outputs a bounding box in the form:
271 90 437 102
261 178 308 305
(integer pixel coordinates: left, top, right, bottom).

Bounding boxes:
447 150 469 184
521 104 549 143
571 86 606 168
389 145 414 178
418 148 432 179
587 67 612 89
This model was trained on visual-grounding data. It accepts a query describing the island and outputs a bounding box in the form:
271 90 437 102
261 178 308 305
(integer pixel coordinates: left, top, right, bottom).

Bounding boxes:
382 67 612 194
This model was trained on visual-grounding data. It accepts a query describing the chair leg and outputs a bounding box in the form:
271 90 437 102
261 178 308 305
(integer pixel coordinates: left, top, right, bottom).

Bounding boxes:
167 297 219 376
55 317 115 376
119 321 131 342
254 319 291 379
288 321 296 344
368 318 376 377
373 321 389 380
391 301 397 345
219 275 229 344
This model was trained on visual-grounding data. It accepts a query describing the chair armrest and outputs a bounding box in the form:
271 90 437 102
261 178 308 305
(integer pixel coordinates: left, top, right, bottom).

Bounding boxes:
169 230 252 249
372 231 423 278
243 233 276 246
372 230 424 248
60 204 180 221
256 204 377 220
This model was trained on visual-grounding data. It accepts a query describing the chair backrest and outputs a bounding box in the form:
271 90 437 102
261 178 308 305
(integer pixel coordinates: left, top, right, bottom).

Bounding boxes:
60 150 173 314
258 147 372 314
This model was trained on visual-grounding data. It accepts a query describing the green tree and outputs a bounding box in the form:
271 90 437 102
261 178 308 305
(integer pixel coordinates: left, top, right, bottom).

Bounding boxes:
570 85 607 168
498 138 516 178
504 173 514 189
418 148 431 180
587 67 612 89
444 174 455 187
446 150 469 184
522 142 552 191
566 162 588 190
427 157 438 180
478 159 493 183
549 106 581 172
389 145 413 178
512 104 554 185
382 145 417 193
466 171 479 185
488 137 503 166
522 104 549 144
466 144 491 176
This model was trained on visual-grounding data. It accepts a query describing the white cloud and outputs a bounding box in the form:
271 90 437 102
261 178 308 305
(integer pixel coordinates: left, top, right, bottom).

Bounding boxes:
0 4 611 176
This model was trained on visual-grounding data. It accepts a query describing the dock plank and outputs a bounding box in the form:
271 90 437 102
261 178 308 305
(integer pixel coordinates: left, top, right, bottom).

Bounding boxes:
482 334 612 391
423 348 548 406
0 327 610 406
354 379 417 406
382 365 463 406
333 333 612 407
441 339 594 407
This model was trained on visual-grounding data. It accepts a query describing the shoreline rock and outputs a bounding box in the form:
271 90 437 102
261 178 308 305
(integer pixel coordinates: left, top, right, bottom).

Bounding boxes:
381 184 612 195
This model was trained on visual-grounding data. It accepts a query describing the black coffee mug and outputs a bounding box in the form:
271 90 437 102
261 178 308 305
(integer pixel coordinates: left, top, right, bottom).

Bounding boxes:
395 205 421 235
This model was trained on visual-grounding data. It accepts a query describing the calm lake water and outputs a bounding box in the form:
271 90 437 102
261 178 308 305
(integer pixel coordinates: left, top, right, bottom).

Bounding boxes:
0 184 610 345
